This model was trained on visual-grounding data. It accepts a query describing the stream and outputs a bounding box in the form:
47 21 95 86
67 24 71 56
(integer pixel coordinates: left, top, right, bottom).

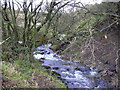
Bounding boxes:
33 44 108 88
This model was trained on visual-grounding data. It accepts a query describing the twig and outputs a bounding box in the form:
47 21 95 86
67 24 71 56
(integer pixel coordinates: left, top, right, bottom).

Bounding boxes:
0 37 10 46
100 20 118 32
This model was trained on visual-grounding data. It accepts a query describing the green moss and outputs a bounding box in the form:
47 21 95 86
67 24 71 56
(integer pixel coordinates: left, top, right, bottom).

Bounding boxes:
50 45 58 50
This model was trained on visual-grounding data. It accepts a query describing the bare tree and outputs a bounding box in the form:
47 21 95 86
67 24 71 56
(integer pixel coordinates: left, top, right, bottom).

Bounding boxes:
1 0 71 61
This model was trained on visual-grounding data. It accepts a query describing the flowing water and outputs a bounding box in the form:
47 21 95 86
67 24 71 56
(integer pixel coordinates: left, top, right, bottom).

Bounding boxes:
33 44 108 88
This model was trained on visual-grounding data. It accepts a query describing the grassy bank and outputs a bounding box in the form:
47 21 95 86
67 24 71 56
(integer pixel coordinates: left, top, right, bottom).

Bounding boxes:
1 59 66 88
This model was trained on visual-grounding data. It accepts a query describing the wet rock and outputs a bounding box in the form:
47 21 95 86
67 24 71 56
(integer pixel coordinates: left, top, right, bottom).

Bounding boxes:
39 51 45 54
38 59 44 63
51 70 61 76
42 65 51 69
40 58 45 60
39 49 44 51
108 69 117 73
39 58 45 62
96 79 108 88
75 66 91 72
66 68 69 71
53 54 59 57
47 52 50 54
52 67 59 70
57 75 61 79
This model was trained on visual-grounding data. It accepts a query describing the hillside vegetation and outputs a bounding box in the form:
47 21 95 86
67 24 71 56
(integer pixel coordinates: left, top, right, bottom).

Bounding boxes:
1 1 119 88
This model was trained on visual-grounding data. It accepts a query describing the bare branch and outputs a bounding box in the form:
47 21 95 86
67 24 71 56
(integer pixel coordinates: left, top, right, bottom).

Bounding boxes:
36 1 70 32
100 20 118 32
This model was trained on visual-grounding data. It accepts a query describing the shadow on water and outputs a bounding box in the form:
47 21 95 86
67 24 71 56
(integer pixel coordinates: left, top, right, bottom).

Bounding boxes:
33 44 109 89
